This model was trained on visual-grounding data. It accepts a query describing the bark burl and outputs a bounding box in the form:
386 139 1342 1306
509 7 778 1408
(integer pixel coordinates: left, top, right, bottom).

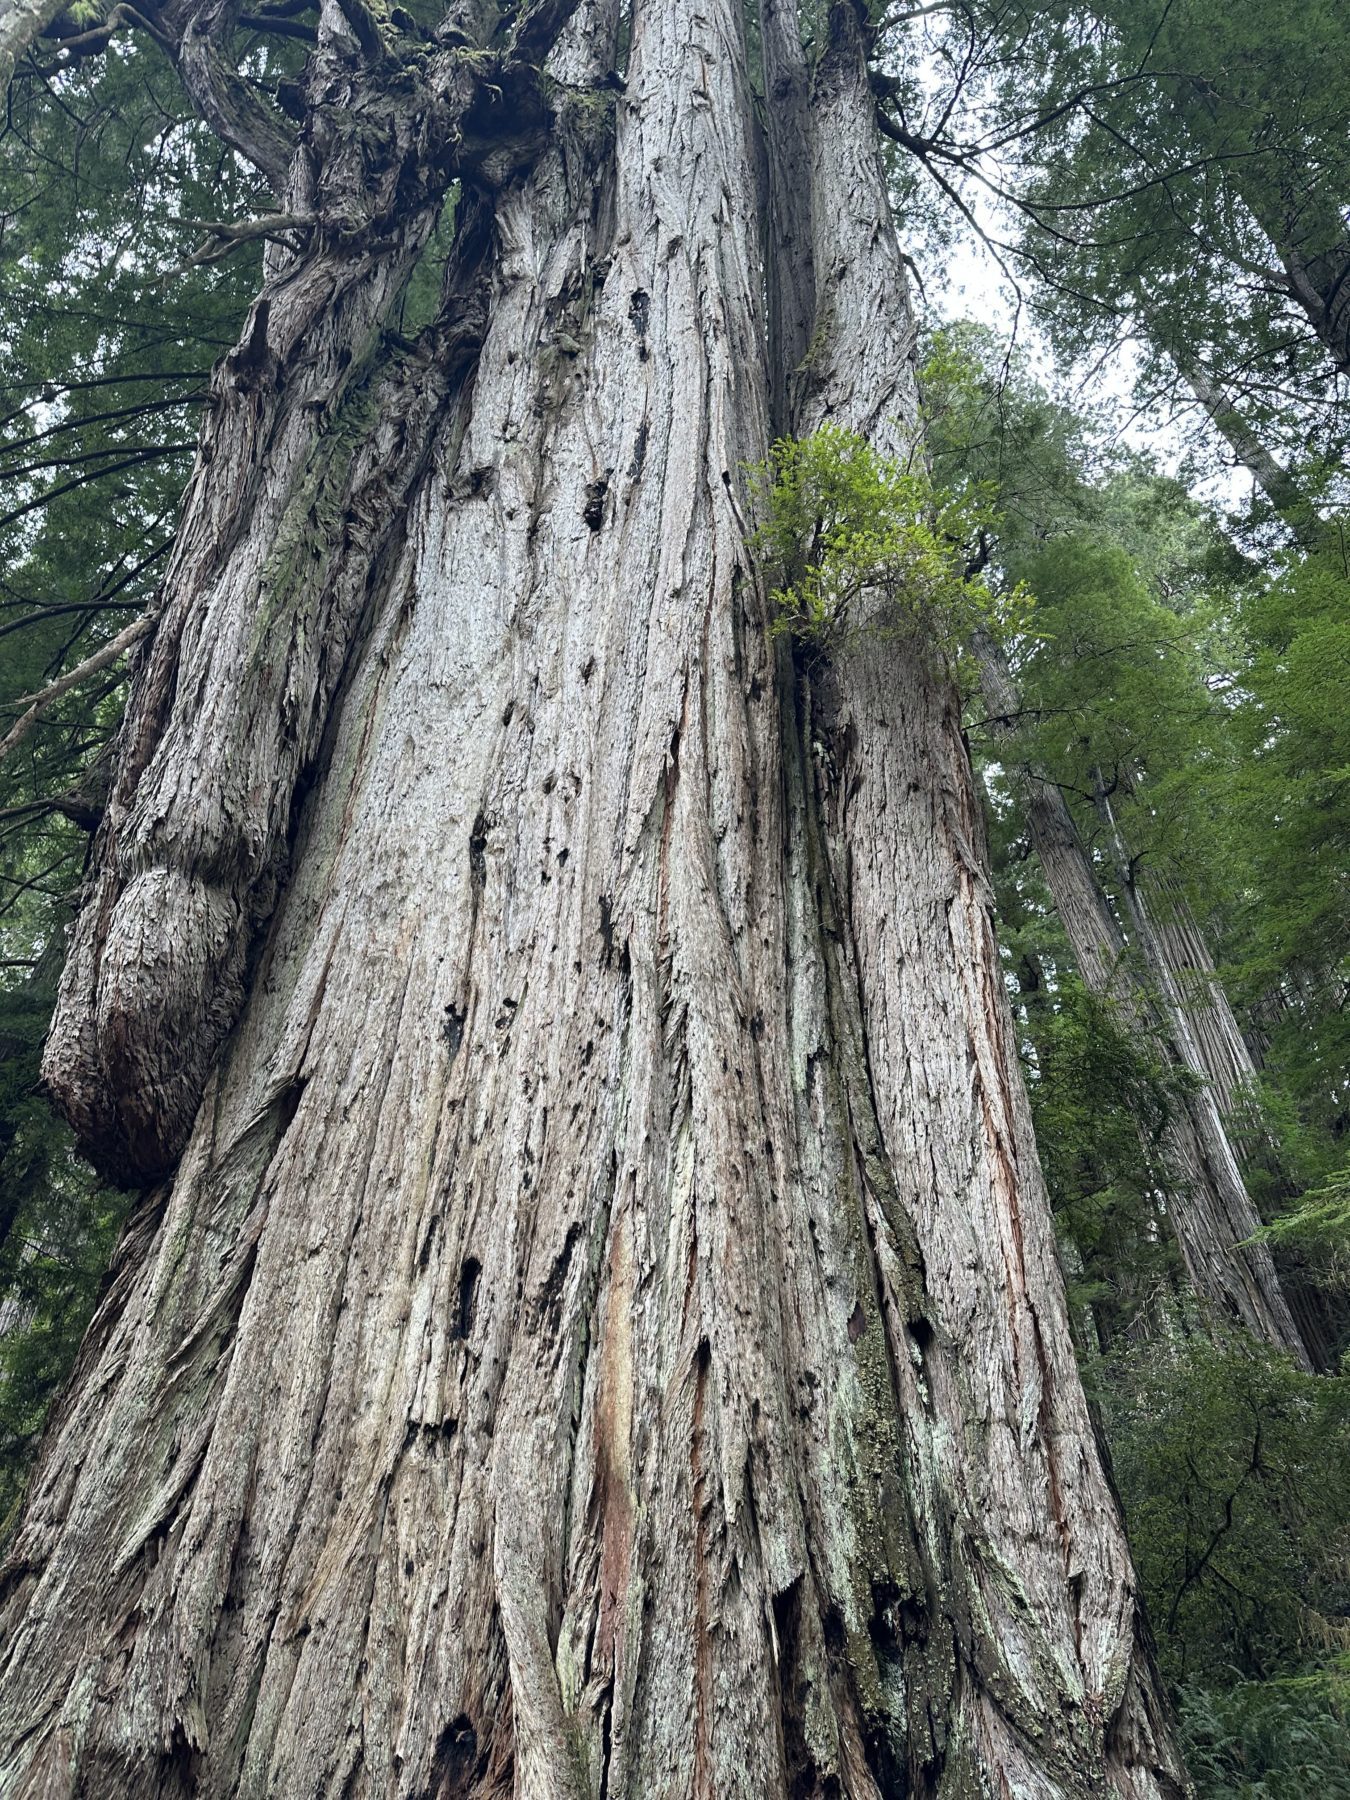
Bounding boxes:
1 1 1187 1793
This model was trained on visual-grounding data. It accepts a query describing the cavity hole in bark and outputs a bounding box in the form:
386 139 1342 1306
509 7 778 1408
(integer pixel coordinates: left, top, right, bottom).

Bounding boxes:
443 1003 466 1062
860 1586 910 1795
452 463 497 502
160 1721 203 1789
276 1076 306 1134
454 1260 481 1341
599 893 615 964
772 1576 834 1800
598 1698 613 1800
627 420 648 483
847 1300 866 1343
581 655 596 683
428 1713 479 1795
868 1580 904 1666
628 289 650 357
582 475 609 530
468 815 488 887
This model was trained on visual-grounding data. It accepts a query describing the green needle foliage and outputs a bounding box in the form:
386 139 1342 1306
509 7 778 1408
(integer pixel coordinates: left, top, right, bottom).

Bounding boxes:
1102 1335 1350 1686
747 420 1032 652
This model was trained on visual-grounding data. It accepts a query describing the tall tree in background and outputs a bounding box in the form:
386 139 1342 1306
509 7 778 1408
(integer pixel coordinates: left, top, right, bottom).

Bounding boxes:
873 0 1350 496
927 330 1349 1368
0 3 1188 1796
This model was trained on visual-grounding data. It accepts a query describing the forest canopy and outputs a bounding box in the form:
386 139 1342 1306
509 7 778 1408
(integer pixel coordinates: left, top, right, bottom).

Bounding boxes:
0 2 1347 1795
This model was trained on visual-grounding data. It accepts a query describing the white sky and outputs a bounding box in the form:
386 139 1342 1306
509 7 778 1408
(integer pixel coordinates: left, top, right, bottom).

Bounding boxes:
925 195 1255 514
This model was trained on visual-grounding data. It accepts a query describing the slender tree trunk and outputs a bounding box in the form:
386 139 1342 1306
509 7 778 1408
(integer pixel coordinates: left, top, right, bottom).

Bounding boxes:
1168 356 1317 542
1265 208 1350 379
975 635 1311 1369
1146 885 1260 1137
1 3 1187 1793
1150 59 1350 379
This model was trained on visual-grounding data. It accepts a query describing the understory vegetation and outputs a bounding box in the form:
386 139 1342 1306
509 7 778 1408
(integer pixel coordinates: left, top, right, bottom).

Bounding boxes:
1 0 1347 1790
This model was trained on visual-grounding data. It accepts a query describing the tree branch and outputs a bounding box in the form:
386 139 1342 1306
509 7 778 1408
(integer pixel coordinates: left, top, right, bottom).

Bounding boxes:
0 0 71 94
0 613 153 766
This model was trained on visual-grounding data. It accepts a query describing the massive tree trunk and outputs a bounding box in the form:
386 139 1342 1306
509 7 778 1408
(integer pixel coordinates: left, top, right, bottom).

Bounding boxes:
975 636 1311 1369
0 2 1187 1793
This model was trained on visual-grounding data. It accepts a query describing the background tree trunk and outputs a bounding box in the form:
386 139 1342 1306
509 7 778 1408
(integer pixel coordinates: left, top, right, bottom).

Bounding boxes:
975 634 1311 1368
0 1 1187 1793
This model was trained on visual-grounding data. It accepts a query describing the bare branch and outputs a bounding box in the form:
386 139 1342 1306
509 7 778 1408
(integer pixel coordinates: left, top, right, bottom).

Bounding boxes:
0 613 153 767
164 208 316 274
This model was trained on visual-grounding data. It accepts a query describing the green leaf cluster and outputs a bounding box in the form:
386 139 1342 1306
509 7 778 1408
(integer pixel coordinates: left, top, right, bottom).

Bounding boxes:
747 421 1033 652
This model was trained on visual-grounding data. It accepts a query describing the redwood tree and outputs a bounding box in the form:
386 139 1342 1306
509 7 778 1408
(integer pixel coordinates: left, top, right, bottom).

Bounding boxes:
0 1 1188 1793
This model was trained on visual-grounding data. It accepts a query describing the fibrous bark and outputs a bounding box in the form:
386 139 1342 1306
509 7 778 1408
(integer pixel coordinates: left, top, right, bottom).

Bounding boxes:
40 2 571 1182
4 2 1186 1794
976 634 1310 1369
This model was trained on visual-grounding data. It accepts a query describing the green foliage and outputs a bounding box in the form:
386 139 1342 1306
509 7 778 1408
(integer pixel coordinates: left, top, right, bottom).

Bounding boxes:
886 0 1350 481
1221 543 1350 1172
1254 1171 1350 1292
1025 973 1189 1331
1178 1668 1350 1799
1100 1336 1350 1685
747 421 1032 651
0 37 262 867
932 326 1350 1260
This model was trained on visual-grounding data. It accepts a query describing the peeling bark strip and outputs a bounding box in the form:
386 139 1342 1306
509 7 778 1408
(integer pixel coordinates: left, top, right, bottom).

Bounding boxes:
6 0 1185 1794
